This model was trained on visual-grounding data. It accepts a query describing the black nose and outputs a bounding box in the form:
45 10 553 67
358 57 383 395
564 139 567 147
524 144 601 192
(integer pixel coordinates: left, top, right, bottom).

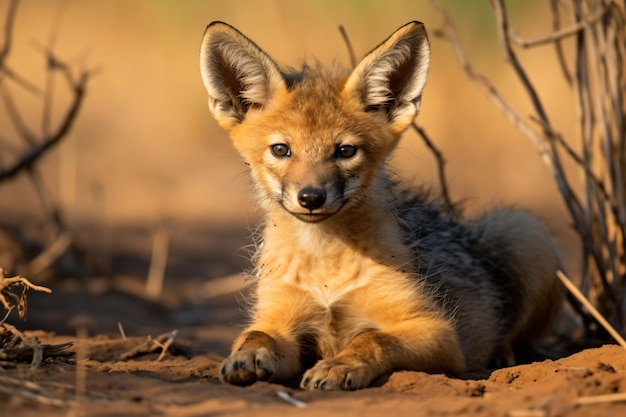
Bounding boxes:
298 187 326 210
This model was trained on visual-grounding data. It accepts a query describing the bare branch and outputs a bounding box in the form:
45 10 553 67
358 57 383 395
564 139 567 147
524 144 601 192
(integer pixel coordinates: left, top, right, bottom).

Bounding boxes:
510 5 606 48
0 71 91 182
435 5 558 186
438 0 626 331
492 0 550 125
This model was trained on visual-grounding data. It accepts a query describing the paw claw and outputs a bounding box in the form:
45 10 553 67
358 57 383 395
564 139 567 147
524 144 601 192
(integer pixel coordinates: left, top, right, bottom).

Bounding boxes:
219 347 278 386
301 357 371 391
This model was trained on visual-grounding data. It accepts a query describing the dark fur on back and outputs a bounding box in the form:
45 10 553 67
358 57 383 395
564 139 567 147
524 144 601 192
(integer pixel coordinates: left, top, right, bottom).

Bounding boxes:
390 180 554 368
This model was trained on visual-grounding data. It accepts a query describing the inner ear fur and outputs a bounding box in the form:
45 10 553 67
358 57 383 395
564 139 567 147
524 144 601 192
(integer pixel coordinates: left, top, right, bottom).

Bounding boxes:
199 21 287 129
343 21 431 133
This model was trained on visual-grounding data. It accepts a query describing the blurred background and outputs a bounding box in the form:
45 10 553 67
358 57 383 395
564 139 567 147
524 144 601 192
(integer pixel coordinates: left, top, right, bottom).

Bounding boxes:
0 0 581 339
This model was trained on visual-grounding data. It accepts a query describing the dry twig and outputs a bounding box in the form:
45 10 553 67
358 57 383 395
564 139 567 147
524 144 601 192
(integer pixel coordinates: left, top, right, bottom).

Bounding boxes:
0 268 52 319
117 330 180 361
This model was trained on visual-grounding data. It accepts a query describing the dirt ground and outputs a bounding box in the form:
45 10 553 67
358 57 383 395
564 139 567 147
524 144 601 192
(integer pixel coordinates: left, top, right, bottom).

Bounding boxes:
3 317 626 417
1 224 625 417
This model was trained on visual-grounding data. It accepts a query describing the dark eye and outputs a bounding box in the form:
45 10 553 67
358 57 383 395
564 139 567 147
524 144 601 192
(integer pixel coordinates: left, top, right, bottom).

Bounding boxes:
336 145 357 159
270 143 291 157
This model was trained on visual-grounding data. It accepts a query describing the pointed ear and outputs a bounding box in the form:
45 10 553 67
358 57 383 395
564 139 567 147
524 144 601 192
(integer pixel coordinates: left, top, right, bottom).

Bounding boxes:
199 21 287 130
343 21 430 134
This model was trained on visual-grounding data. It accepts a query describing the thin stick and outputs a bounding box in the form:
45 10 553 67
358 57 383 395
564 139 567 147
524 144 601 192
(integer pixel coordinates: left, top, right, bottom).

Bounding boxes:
276 390 308 408
556 270 626 349
507 410 545 417
117 321 127 340
411 122 453 209
338 25 357 69
573 392 626 405
29 336 43 368
146 228 170 299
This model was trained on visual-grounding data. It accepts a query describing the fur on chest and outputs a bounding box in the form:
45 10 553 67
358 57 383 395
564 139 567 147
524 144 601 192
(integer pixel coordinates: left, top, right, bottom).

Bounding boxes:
256 220 416 306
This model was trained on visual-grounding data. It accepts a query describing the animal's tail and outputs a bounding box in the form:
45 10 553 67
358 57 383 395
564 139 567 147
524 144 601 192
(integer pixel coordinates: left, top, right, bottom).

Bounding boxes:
470 208 564 358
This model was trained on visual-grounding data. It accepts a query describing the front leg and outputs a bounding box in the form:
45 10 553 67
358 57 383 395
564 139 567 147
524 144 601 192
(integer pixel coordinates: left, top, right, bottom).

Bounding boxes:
301 317 464 390
220 330 302 386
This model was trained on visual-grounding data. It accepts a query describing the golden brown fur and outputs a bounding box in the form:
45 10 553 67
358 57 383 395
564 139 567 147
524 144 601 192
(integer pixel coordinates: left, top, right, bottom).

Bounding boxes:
199 21 563 390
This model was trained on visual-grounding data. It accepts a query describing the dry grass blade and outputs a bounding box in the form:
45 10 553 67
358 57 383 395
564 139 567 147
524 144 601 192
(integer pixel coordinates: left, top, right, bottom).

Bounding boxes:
557 270 626 349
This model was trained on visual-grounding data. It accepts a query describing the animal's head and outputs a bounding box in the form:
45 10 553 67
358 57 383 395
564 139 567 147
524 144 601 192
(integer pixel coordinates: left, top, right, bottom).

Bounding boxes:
199 21 430 223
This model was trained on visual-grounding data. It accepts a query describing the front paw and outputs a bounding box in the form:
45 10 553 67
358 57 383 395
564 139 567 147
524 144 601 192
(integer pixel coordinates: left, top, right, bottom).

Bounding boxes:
300 357 372 391
219 347 279 386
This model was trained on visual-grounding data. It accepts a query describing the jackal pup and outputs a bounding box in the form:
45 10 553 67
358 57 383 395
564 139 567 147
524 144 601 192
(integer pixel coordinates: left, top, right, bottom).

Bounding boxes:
199 21 563 390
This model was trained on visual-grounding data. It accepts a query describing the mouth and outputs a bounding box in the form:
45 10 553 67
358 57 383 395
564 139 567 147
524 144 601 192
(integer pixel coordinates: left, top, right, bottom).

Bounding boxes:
289 211 336 223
